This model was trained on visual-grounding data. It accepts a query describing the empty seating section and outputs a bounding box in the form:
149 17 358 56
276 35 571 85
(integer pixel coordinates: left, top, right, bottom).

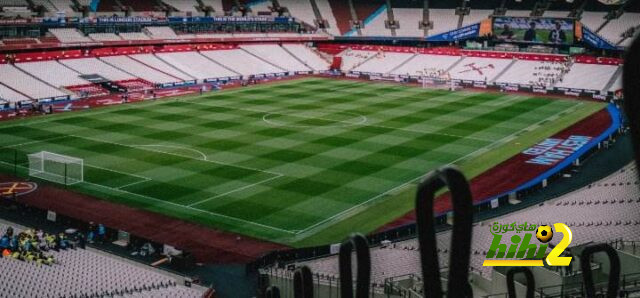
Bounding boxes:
119 32 152 40
247 0 272 14
462 9 492 27
555 63 619 91
119 0 157 11
240 44 310 72
609 73 622 92
15 60 89 88
0 0 27 8
163 0 199 12
49 28 92 43
128 54 195 81
279 0 316 27
506 10 532 17
598 13 640 43
390 54 460 77
0 223 205 297
281 44 330 71
89 33 123 41
156 52 238 79
297 163 640 280
48 0 76 13
201 49 283 76
60 58 136 81
449 57 513 82
338 50 377 71
352 52 413 74
494 60 568 87
315 0 341 35
144 27 180 39
0 83 30 103
0 64 66 99
360 7 391 36
393 9 423 37
428 9 458 35
579 11 607 30
100 56 181 84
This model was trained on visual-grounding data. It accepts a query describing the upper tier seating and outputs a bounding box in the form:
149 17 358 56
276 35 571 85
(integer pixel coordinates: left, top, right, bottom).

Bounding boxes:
15 60 90 88
543 10 570 17
337 49 378 71
505 10 532 16
49 28 92 43
298 163 640 280
393 8 424 37
60 57 137 81
494 60 569 87
280 0 316 27
0 83 30 103
281 44 330 71
448 57 513 82
163 0 199 12
100 56 182 84
128 54 195 81
598 12 640 43
360 6 391 36
240 44 311 72
315 0 341 35
31 0 57 12
352 52 414 74
155 51 239 79
89 33 123 41
555 63 619 91
144 27 180 39
579 11 607 31
119 32 152 40
200 49 284 77
0 64 67 100
428 9 459 36
390 54 461 77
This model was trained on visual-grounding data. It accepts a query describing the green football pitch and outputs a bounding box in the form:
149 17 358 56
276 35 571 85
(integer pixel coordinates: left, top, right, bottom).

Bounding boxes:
0 78 605 246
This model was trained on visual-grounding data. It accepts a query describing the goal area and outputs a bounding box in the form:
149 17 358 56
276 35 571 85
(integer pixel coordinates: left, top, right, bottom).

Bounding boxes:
28 151 83 185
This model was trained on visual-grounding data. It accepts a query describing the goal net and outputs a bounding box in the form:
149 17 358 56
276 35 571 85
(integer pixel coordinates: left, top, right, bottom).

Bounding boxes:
28 151 83 185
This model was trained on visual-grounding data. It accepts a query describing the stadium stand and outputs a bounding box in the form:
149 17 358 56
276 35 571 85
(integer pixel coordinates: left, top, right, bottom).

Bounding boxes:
155 51 239 80
579 11 608 31
359 6 390 37
0 64 67 100
315 0 341 36
336 49 378 72
598 13 640 44
494 59 570 87
128 54 196 81
390 54 461 78
352 51 414 74
163 0 199 13
392 9 424 37
200 49 284 77
428 9 459 36
144 27 180 40
281 44 330 71
201 0 223 14
15 60 90 88
59 57 137 81
0 83 30 103
461 9 492 27
279 0 316 27
449 57 514 82
239 44 310 72
49 28 92 43
555 63 620 92
0 221 206 298
99 56 183 85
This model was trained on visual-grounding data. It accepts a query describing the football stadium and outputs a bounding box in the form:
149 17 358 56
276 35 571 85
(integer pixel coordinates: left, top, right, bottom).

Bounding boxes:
0 0 638 297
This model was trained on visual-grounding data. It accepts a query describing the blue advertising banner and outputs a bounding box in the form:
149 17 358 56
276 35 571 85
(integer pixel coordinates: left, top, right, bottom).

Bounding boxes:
427 23 480 42
582 26 620 50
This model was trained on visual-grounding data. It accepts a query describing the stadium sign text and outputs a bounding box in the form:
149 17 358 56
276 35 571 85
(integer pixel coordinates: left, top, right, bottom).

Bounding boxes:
483 222 573 267
523 135 592 166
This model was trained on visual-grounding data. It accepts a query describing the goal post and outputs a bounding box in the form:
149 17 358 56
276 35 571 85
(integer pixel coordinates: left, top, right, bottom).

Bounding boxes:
28 151 83 185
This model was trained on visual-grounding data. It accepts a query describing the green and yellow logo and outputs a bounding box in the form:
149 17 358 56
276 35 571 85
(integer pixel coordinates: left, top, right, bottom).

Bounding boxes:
482 222 573 267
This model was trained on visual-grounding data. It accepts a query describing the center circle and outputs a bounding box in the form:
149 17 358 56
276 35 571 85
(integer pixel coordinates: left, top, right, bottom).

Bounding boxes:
262 109 367 128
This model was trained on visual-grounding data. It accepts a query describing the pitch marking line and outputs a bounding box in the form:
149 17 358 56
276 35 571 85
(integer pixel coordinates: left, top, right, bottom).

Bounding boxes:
1 135 70 148
291 102 584 238
187 173 284 207
132 144 209 161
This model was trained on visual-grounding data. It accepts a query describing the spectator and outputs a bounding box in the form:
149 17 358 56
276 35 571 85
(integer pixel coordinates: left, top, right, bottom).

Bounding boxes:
524 22 537 42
